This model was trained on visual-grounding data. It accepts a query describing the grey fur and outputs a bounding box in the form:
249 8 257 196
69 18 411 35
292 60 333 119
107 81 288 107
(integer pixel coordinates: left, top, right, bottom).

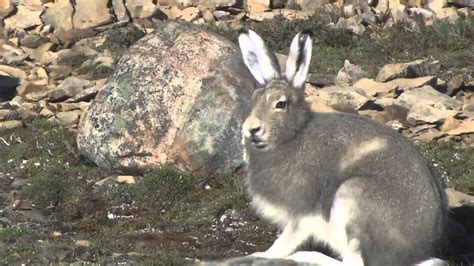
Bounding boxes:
239 30 448 266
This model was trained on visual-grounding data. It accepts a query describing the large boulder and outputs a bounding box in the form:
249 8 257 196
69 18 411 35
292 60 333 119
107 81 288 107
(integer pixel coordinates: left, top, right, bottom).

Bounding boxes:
77 22 255 175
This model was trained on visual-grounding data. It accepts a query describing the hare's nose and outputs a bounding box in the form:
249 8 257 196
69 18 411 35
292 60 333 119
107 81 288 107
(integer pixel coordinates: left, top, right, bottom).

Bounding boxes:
249 126 261 136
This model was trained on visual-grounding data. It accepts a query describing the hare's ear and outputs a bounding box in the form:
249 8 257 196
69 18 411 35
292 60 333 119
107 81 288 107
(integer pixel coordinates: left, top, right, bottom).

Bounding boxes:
238 29 280 86
285 30 312 89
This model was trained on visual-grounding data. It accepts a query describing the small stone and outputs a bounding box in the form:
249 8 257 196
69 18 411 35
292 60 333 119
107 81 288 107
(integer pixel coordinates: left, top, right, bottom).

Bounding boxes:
313 86 371 111
42 0 74 32
21 42 54 62
307 73 336 87
73 0 112 29
0 120 23 131
213 10 230 20
112 0 131 21
20 34 49 49
39 107 54 118
385 76 436 92
0 65 27 79
246 0 270 13
375 60 440 82
353 78 398 97
75 240 91 247
335 16 365 35
447 0 474 8
441 116 461 132
396 85 463 110
446 120 474 136
66 83 103 103
334 60 367 87
47 77 94 102
48 110 81 127
125 0 157 19
94 177 115 186
4 5 42 29
248 11 274 21
446 75 465 96
202 9 214 22
116 175 136 184
445 188 474 208
0 0 14 20
178 7 200 22
436 7 460 22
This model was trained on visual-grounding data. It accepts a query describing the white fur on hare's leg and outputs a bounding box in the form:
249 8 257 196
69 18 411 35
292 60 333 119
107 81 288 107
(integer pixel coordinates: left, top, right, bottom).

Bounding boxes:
250 222 310 259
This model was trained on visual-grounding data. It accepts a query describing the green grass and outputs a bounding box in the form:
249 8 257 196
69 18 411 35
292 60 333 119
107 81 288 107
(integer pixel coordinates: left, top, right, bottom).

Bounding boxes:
418 141 474 194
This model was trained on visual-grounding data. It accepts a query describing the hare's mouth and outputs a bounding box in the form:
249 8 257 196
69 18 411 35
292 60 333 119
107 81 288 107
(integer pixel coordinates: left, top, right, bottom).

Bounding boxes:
250 138 267 149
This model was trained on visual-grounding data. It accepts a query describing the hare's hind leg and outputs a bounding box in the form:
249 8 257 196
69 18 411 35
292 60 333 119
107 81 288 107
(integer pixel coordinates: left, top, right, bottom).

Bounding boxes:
252 222 311 258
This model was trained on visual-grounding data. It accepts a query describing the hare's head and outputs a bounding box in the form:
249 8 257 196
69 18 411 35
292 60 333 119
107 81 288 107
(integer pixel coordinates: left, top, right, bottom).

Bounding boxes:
239 29 312 150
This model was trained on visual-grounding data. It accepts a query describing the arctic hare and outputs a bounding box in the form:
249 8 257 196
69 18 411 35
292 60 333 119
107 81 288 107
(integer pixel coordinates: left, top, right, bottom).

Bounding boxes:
238 29 448 266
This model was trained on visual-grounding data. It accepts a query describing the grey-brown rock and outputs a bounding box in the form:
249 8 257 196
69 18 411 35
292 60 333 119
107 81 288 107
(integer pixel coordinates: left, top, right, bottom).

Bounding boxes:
335 16 365 35
353 78 398 97
0 120 22 131
313 86 371 111
334 60 367 87
375 60 440 82
397 85 463 110
77 22 255 175
48 110 81 127
407 103 458 125
0 0 14 20
448 0 474 8
246 0 271 13
48 77 94 102
73 0 112 29
4 4 42 29
20 34 49 49
125 0 156 19
385 76 436 91
41 0 74 32
178 7 200 22
112 0 131 21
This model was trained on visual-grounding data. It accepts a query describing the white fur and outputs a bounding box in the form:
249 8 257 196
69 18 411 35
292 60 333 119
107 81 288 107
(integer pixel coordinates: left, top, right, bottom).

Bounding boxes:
285 32 312 89
238 30 280 85
251 184 363 265
340 138 388 171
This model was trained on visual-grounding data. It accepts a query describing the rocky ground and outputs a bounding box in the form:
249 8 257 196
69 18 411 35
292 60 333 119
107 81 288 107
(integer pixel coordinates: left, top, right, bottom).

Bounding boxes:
0 0 474 264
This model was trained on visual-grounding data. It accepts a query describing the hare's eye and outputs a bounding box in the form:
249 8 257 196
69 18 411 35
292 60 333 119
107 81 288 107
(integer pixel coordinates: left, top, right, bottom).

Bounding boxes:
275 101 287 109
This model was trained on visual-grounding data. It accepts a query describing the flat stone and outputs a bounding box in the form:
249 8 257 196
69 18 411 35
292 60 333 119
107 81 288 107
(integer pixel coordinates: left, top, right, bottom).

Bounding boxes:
21 42 54 62
397 85 463 110
112 0 131 21
116 175 136 184
125 0 156 19
385 76 436 91
335 16 365 35
73 0 112 29
0 0 14 20
353 78 398 97
448 0 474 8
446 119 474 136
4 4 42 29
246 0 270 13
248 11 274 21
41 0 74 32
441 116 461 132
313 86 371 111
334 60 367 87
49 77 94 102
407 103 458 125
48 110 81 127
178 7 200 22
375 60 440 82
0 120 23 131
0 65 27 79
307 73 336 87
